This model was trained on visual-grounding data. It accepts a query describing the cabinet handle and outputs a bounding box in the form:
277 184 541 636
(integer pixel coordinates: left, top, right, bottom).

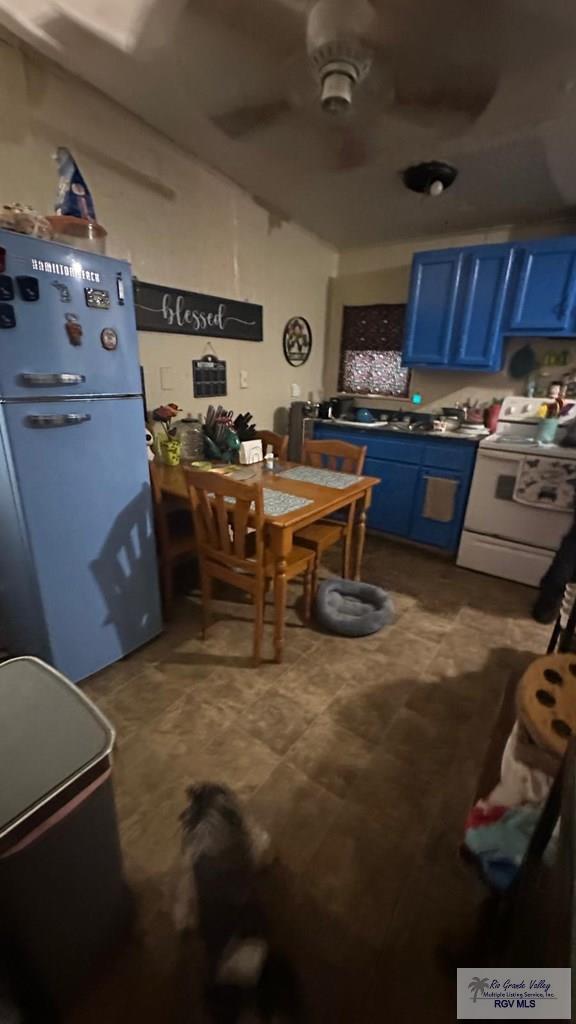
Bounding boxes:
26 413 92 428
20 372 86 386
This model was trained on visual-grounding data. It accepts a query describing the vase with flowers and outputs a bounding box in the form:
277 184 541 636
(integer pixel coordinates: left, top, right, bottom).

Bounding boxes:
152 403 183 465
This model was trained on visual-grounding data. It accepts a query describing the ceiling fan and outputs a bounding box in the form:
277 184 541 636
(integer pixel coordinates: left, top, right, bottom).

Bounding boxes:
208 0 499 170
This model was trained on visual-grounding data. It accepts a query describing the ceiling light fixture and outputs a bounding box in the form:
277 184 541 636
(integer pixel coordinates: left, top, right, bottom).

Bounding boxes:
402 161 458 197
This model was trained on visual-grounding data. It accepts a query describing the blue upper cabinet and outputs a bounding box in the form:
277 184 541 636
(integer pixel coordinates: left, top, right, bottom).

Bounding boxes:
508 239 576 334
403 250 464 366
403 235 576 371
404 244 513 371
453 246 514 370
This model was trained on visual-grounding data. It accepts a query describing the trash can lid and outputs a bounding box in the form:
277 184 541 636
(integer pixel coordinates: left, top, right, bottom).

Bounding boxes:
0 657 114 841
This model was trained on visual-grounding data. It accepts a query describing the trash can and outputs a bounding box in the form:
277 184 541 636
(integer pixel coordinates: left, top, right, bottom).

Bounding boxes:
0 657 129 1016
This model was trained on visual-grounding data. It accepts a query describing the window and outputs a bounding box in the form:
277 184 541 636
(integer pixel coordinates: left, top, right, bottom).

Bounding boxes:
338 303 410 398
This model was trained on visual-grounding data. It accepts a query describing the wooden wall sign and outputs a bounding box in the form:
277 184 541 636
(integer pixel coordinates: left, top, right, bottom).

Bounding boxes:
134 281 263 341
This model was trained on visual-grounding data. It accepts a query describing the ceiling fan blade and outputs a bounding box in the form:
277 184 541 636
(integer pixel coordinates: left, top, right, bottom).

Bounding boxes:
190 0 304 57
211 99 294 138
335 128 371 170
389 59 497 134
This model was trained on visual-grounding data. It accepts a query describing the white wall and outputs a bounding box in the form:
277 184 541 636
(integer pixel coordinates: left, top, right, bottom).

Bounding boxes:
326 221 576 411
0 38 336 429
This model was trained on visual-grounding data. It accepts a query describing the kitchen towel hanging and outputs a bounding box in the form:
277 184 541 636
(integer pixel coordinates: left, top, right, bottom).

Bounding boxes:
513 456 576 512
422 475 459 523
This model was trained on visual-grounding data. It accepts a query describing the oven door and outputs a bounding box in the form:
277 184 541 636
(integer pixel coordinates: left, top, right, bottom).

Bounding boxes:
463 448 573 550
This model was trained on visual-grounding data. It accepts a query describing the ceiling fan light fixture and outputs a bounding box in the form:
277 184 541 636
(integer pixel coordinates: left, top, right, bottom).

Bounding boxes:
320 60 358 113
402 161 458 196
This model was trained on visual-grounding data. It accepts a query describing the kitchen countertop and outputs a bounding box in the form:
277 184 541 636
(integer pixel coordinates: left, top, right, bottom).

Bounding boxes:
311 417 486 444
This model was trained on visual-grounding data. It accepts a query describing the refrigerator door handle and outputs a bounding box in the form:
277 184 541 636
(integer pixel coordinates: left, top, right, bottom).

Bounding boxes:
20 373 87 386
26 413 92 429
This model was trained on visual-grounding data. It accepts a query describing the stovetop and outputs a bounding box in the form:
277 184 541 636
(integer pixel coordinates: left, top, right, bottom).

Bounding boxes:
480 433 576 459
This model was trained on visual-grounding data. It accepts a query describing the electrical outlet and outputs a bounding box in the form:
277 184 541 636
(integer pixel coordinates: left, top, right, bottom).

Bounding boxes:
291 382 301 398
160 366 174 391
239 369 248 389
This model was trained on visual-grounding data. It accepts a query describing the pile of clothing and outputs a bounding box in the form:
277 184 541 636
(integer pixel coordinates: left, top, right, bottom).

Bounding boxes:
464 723 555 890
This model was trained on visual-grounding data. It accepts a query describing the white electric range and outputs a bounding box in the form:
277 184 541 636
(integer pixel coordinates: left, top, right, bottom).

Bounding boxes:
457 396 576 586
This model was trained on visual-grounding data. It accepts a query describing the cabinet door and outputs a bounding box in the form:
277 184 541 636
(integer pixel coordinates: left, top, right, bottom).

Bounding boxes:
365 457 419 536
454 246 513 369
509 240 576 332
410 468 463 551
403 250 464 366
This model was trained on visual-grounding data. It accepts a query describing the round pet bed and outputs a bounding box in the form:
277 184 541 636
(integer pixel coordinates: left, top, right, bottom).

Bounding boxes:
315 578 395 638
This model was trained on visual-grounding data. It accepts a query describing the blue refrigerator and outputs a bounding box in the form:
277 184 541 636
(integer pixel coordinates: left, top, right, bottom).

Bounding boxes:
0 229 162 682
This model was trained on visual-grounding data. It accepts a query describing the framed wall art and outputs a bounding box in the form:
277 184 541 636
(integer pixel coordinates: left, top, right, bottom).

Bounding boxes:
283 316 312 367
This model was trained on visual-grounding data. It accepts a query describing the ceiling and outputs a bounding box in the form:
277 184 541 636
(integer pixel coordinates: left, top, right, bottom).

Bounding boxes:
3 0 576 248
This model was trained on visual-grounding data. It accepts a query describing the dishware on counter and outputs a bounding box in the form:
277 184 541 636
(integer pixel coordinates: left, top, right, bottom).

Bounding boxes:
355 408 376 423
464 403 486 425
441 406 466 423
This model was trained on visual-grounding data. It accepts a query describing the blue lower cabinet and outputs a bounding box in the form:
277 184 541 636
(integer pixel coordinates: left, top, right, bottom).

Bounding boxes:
410 467 464 552
312 424 476 552
365 457 419 536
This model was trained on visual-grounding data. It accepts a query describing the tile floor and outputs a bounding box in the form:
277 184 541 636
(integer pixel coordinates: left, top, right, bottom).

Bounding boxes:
73 536 552 1023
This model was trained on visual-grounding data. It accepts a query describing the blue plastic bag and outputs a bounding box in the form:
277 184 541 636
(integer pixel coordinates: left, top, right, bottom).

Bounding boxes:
54 147 96 221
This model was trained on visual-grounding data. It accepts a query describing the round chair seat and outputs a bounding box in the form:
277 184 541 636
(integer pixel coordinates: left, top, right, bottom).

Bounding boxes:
315 578 395 638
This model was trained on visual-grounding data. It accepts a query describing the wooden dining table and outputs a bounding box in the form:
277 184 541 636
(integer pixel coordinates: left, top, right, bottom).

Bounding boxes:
154 460 380 661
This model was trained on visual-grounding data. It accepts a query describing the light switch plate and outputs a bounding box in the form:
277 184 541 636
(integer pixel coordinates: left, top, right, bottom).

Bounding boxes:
291 382 301 398
240 369 248 389
160 366 174 390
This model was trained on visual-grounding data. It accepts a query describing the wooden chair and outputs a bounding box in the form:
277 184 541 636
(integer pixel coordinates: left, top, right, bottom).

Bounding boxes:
254 429 288 461
150 461 196 616
295 439 367 586
185 469 315 663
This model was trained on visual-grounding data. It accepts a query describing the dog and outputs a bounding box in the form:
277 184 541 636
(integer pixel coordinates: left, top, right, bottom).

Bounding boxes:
173 782 300 1024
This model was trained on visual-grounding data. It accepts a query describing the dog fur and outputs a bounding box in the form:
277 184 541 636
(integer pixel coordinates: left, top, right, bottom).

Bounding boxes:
173 783 300 1023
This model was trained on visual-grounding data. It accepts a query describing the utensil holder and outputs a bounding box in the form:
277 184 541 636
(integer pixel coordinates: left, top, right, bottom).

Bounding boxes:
537 417 559 444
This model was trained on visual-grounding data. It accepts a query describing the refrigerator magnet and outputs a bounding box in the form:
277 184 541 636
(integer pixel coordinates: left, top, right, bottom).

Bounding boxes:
51 280 71 302
65 313 83 346
100 327 118 351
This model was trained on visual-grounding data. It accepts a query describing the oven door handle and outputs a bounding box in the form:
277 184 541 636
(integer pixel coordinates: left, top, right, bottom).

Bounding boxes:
476 448 524 462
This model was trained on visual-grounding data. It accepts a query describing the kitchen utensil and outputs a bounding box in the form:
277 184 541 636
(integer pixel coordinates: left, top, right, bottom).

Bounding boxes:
509 343 538 380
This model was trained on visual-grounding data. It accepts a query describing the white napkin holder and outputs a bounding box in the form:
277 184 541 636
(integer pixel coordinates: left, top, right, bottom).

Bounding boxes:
239 440 263 465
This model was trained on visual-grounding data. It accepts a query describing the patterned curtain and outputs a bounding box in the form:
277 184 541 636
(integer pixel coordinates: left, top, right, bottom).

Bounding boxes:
338 303 410 396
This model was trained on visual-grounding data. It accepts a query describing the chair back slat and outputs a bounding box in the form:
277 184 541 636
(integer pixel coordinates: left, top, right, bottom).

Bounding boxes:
254 430 288 461
232 500 251 560
185 468 265 577
303 439 366 476
214 494 231 554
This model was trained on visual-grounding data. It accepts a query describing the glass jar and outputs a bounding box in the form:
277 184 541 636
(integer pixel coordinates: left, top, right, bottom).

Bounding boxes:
174 418 204 461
